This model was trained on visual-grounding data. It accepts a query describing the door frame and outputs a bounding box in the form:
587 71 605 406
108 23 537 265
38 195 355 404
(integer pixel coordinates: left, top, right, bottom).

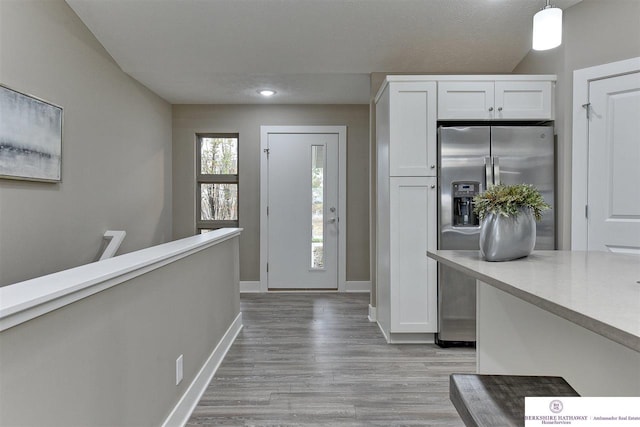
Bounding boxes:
260 125 347 292
571 57 640 250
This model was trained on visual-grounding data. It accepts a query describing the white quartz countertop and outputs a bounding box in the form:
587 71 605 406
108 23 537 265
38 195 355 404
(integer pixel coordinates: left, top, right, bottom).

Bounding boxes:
427 250 640 352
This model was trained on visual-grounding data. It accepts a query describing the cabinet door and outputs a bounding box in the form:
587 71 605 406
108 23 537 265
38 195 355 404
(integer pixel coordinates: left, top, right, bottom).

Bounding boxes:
438 81 494 120
494 81 553 119
389 177 437 333
389 82 437 176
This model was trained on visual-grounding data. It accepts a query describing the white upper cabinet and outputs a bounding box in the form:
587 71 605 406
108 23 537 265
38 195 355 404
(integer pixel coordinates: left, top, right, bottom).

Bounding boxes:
389 81 437 176
437 81 494 120
494 81 553 119
438 79 554 120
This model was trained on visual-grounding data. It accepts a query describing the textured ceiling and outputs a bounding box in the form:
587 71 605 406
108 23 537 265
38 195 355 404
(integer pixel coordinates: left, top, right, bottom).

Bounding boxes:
65 0 582 104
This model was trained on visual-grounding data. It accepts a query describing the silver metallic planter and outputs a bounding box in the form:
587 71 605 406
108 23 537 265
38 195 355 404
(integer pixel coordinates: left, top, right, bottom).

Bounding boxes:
479 207 536 262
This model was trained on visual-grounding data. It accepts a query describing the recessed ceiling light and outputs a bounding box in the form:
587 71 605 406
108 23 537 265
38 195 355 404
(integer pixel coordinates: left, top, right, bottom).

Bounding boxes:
258 89 276 97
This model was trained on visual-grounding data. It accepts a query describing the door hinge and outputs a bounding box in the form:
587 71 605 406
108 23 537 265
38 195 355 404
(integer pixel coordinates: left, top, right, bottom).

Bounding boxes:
585 204 589 219
582 103 591 120
263 148 270 158
266 263 269 273
267 206 269 216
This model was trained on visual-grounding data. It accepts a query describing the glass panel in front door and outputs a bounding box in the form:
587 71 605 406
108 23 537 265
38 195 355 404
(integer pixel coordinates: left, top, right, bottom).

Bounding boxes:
311 145 325 269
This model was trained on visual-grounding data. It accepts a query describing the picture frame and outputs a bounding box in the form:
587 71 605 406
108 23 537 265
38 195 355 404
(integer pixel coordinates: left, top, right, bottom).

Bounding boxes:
0 84 63 182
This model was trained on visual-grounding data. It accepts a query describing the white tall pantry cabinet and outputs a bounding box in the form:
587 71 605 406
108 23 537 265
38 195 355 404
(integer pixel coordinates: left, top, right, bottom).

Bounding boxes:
375 81 438 343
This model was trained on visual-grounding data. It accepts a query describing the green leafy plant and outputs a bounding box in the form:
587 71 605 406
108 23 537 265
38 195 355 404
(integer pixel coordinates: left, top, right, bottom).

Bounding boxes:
473 184 550 221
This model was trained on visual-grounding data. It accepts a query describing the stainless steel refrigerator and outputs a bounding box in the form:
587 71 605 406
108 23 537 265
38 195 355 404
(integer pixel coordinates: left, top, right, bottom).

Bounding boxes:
436 125 555 346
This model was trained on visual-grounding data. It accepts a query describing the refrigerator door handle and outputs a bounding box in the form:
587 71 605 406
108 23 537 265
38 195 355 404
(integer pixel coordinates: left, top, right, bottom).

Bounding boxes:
484 156 493 189
493 156 501 186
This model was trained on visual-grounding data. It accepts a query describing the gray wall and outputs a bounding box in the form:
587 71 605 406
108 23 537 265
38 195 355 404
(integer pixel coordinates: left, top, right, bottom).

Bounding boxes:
172 104 370 282
514 0 640 249
0 0 173 287
0 237 241 426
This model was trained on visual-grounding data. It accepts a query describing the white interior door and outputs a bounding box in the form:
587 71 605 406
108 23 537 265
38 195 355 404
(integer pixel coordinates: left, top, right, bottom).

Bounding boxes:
587 72 640 253
266 132 339 289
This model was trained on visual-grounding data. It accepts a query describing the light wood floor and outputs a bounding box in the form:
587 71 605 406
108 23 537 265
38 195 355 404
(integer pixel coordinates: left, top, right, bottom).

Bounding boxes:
187 293 475 426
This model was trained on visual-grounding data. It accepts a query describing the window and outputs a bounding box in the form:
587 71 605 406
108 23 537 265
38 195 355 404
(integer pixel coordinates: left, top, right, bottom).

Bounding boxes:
196 134 239 232
311 145 325 269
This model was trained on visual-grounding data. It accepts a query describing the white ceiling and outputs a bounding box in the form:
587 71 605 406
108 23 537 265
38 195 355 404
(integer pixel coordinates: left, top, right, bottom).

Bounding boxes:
65 0 581 104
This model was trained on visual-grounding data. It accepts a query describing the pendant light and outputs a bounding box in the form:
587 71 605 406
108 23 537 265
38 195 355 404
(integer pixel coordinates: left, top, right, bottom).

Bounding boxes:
532 0 562 51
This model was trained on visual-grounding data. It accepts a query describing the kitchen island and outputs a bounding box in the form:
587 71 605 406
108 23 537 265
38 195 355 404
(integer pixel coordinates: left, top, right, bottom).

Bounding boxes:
427 250 640 396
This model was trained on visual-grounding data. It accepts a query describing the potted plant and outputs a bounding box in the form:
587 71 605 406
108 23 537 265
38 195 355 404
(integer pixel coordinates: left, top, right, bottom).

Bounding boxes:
473 184 550 261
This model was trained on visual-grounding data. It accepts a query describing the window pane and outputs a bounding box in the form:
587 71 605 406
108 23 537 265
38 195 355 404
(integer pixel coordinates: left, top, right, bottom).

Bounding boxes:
311 145 324 269
200 137 238 175
201 184 238 220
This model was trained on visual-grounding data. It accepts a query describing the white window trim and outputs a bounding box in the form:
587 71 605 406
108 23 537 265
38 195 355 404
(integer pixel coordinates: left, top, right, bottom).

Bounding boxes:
259 125 347 292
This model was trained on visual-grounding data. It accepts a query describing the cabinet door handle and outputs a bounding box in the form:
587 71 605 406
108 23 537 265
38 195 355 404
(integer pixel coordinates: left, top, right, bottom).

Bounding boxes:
488 107 494 112
498 107 503 112
430 185 436 189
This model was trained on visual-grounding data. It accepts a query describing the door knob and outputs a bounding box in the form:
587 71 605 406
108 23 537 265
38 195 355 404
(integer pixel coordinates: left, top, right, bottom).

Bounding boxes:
328 217 336 224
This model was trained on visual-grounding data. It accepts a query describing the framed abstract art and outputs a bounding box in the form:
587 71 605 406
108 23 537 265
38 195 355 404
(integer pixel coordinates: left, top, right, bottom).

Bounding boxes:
0 84 63 182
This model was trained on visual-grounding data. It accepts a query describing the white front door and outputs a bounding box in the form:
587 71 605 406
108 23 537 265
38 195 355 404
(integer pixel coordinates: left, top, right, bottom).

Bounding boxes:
266 132 339 289
587 72 640 253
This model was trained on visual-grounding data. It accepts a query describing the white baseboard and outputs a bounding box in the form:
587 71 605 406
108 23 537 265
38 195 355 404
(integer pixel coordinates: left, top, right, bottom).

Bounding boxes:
162 312 243 427
388 332 435 344
344 281 371 293
241 281 370 293
375 321 435 344
377 320 390 343
239 281 261 293
368 304 377 322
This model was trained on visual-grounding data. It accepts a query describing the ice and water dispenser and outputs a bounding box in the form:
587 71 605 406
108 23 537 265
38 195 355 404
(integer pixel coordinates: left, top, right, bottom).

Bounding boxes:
451 181 480 227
